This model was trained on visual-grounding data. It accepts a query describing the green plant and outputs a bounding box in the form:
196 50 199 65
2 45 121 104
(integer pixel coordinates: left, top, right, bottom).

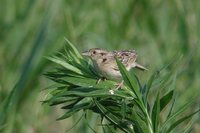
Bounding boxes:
43 39 199 133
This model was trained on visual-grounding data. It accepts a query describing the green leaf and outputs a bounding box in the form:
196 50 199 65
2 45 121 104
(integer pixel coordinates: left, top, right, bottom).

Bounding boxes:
166 108 200 132
180 120 193 133
94 100 131 133
57 98 92 120
151 92 160 133
59 76 115 89
64 38 83 59
57 103 90 120
130 109 151 133
144 71 159 106
59 87 132 99
61 98 84 109
48 97 79 106
167 96 176 119
161 99 195 130
115 58 147 116
160 90 174 111
47 56 83 75
115 58 141 99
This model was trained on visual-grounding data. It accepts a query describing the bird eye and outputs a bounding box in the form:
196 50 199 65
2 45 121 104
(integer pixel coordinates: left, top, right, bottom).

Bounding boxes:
101 53 105 56
93 51 96 54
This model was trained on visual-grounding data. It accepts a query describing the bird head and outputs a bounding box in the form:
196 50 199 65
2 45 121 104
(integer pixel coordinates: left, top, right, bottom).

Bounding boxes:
82 48 109 60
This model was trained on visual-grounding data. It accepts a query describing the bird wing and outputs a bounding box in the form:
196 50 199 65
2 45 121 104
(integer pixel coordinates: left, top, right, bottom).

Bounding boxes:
113 50 137 66
111 50 137 71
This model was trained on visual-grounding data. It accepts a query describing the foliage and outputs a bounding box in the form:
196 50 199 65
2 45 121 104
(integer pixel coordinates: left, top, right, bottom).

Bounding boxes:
44 40 200 133
0 0 200 132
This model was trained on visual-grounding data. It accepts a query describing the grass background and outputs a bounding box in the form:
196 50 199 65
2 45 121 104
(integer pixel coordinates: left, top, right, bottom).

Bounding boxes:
0 0 199 132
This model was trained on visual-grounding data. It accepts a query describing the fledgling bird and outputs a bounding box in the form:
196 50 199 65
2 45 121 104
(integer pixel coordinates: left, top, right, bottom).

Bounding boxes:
82 48 148 82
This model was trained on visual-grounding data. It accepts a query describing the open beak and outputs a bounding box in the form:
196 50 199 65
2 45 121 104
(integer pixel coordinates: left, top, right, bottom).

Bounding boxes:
81 51 90 57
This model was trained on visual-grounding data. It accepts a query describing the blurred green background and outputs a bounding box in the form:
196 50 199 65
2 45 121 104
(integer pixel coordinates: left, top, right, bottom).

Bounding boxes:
0 0 199 132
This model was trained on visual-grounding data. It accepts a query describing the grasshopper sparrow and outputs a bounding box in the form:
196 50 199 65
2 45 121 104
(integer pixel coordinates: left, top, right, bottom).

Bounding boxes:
82 48 148 82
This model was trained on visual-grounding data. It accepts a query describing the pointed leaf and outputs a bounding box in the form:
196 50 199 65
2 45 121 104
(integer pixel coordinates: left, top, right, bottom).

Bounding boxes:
151 92 160 133
59 76 115 89
162 99 194 130
48 97 79 106
166 108 200 132
60 87 132 99
130 109 150 133
94 100 131 133
160 90 174 111
115 58 140 99
64 38 82 59
47 56 83 75
57 98 92 120
167 96 176 118
144 71 159 105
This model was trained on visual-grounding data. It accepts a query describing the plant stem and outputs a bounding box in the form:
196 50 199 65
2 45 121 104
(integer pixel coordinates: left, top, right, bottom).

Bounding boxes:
146 109 153 133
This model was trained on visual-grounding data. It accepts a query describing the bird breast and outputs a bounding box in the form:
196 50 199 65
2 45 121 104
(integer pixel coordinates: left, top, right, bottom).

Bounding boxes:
92 59 122 81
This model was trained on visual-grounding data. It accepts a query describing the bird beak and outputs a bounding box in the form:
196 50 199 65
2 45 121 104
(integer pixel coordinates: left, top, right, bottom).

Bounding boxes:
81 51 90 57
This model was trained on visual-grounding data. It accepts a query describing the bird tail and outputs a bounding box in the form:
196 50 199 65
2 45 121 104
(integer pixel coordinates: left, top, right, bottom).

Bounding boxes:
135 62 148 71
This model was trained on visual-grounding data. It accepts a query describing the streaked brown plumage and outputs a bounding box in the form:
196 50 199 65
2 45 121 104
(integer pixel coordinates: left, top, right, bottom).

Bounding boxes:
82 48 148 81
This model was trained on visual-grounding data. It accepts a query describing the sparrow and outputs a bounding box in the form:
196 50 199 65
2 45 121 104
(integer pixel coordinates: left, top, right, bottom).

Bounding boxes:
82 48 148 82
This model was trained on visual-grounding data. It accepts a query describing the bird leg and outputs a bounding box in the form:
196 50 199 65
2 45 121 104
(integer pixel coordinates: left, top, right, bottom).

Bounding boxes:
96 77 107 84
114 80 124 90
